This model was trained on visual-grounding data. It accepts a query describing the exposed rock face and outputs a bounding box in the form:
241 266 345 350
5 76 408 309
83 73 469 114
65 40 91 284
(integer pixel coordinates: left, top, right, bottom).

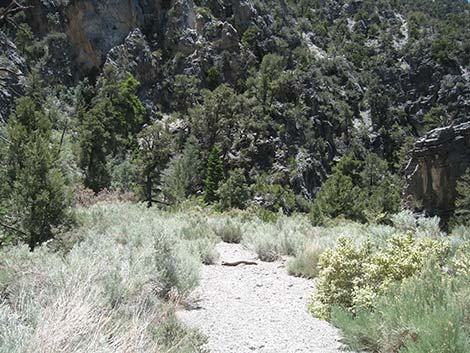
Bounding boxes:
0 32 26 123
105 28 158 86
105 28 160 114
65 0 153 72
406 122 470 218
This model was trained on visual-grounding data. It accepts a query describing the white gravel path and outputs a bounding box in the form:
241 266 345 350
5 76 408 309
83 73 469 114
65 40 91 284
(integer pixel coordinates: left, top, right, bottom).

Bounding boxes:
177 242 345 353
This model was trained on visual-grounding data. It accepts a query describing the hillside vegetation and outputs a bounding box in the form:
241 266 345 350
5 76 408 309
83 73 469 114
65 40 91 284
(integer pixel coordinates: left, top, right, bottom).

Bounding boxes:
1 0 470 230
2 203 470 352
1 0 470 352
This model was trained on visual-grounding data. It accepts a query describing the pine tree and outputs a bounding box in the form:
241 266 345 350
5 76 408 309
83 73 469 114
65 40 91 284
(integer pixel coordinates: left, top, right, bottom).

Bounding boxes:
310 169 359 225
203 146 224 203
5 92 71 249
133 122 172 207
310 151 401 225
217 168 250 210
77 69 145 192
161 135 203 203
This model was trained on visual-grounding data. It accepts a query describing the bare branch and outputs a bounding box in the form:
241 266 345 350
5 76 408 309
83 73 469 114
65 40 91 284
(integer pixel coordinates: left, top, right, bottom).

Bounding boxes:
0 0 33 26
0 218 27 236
222 260 258 266
0 66 19 76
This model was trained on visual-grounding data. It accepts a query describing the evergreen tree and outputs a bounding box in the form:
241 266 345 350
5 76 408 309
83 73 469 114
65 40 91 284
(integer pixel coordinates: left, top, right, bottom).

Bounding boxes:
161 135 203 203
133 122 172 207
172 74 201 113
189 84 241 156
0 127 9 239
217 168 250 210
360 152 402 221
5 91 71 249
311 168 359 225
422 106 452 132
204 146 224 203
311 151 401 225
77 69 145 192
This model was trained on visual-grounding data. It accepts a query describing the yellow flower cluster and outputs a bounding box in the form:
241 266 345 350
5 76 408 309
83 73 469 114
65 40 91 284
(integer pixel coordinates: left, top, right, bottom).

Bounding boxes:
310 234 450 319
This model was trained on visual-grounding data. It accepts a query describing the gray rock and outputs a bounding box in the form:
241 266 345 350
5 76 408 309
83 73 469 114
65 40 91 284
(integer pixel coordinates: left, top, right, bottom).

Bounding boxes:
64 0 149 71
405 122 470 219
0 32 26 123
105 28 158 86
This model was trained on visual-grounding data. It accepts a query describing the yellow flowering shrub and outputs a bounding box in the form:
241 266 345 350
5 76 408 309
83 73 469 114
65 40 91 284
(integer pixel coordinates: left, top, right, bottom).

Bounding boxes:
451 241 470 275
310 234 450 319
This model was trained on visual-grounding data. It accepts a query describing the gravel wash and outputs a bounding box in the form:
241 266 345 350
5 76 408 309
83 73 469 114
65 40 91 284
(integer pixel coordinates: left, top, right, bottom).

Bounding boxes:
177 242 345 353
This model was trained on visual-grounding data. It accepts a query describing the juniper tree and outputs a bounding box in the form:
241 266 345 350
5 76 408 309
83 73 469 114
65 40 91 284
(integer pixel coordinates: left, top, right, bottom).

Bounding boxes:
161 135 203 203
133 122 172 207
77 69 145 192
5 88 71 249
204 146 224 203
217 168 250 210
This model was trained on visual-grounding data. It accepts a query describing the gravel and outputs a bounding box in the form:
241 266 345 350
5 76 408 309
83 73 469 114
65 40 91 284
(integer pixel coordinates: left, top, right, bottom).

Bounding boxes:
177 242 345 353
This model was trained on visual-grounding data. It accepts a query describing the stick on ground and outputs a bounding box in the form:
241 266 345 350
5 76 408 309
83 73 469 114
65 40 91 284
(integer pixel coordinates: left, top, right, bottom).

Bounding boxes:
221 260 258 266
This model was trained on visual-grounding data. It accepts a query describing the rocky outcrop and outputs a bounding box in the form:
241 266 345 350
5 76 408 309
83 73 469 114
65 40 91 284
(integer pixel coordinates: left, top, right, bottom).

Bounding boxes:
105 28 160 114
405 122 470 218
105 28 158 86
64 0 154 72
0 32 26 123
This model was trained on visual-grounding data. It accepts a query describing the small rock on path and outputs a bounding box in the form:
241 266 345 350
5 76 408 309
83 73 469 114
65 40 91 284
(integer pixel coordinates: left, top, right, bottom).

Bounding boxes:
177 242 345 353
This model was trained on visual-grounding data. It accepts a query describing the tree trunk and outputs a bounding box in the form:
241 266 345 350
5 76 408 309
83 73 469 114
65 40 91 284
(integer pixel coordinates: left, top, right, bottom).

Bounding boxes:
146 173 152 208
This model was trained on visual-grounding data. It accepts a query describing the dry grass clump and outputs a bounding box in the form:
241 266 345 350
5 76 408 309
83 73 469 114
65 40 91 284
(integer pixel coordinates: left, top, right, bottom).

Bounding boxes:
0 203 210 353
210 218 244 244
287 244 324 278
73 185 136 208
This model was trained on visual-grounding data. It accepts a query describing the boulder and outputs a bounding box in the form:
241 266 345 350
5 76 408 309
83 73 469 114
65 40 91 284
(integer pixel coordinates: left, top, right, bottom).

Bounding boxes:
405 121 470 219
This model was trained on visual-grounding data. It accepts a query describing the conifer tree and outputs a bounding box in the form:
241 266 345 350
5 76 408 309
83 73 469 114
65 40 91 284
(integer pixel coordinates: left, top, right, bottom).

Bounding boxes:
161 135 203 203
134 122 172 207
204 146 224 203
217 168 250 210
4 81 71 249
77 69 145 192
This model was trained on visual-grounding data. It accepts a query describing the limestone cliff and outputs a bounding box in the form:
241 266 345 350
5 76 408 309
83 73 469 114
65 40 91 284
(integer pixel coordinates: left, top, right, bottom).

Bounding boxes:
405 122 470 218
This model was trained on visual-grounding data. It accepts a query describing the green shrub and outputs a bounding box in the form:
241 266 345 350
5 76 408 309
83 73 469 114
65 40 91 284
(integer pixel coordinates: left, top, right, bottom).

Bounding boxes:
277 228 307 257
256 208 279 223
391 210 417 232
186 237 219 265
0 203 205 352
179 219 219 265
217 168 250 211
451 241 470 276
310 237 370 319
212 219 243 243
154 308 208 351
242 214 318 262
249 232 280 262
332 267 470 353
310 234 450 319
156 241 200 297
287 244 324 278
